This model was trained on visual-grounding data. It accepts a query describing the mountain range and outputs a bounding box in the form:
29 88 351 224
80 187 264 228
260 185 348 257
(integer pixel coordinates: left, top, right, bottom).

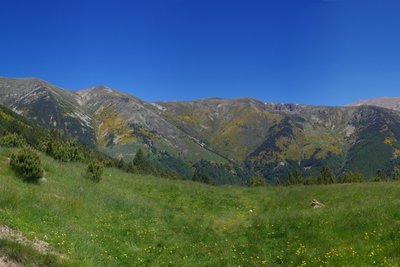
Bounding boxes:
1 77 400 181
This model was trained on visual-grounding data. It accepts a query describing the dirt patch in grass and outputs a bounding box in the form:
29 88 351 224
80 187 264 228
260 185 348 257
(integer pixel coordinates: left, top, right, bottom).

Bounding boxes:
0 225 49 253
0 255 20 267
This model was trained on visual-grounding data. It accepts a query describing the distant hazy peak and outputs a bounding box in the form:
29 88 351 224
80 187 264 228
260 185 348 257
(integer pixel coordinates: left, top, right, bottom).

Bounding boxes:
0 77 45 83
0 77 49 88
157 97 261 104
350 97 400 111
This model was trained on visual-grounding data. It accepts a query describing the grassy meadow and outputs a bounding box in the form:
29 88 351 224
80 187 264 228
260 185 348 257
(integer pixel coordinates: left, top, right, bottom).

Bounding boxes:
0 147 400 266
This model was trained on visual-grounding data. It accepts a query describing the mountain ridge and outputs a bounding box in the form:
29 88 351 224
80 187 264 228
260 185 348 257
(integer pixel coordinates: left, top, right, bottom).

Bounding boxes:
350 97 400 111
2 76 400 181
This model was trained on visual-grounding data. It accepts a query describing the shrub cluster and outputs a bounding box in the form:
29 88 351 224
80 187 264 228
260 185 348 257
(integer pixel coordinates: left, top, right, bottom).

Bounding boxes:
339 171 363 183
85 161 104 182
121 149 156 174
191 159 252 185
10 147 43 182
0 133 27 147
192 169 211 184
39 135 83 162
250 174 267 187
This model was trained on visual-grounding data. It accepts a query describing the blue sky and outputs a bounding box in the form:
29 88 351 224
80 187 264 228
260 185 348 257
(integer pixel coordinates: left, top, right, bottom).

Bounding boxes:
1 0 400 106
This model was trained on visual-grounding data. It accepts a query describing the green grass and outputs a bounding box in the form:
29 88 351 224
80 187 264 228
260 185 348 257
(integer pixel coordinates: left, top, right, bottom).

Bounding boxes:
0 147 400 266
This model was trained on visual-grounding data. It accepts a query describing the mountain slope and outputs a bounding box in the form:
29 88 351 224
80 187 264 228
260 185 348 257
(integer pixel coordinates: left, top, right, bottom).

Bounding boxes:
2 77 400 180
247 105 400 178
0 78 95 146
159 99 400 178
156 98 283 162
0 78 226 163
77 86 227 162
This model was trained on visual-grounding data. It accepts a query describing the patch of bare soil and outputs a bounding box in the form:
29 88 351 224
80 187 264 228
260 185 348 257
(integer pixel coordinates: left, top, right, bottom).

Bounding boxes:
0 225 49 253
0 256 20 267
0 224 65 266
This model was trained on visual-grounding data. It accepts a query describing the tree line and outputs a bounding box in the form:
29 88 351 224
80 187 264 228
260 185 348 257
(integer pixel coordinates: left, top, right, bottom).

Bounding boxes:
282 166 400 186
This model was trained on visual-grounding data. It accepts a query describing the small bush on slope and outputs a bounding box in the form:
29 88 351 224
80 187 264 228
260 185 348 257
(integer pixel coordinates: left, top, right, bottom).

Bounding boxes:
85 161 104 182
10 147 43 182
250 174 267 186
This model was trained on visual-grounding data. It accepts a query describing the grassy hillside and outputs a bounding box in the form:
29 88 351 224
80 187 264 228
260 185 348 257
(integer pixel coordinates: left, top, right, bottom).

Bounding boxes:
0 147 400 266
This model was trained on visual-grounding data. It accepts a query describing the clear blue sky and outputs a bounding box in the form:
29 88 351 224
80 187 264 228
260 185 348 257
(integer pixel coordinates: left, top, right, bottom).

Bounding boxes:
1 0 400 106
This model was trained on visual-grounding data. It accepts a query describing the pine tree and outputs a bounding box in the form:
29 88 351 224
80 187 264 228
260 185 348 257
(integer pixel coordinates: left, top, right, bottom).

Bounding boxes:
287 167 304 185
117 158 125 169
318 166 335 184
132 149 154 174
374 169 388 182
392 166 400 181
133 149 145 166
